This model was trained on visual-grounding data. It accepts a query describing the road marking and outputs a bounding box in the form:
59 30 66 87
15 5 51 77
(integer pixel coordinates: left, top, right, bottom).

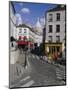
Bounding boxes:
10 76 31 88
27 56 29 64
57 76 62 79
20 80 35 87
56 71 63 74
36 56 39 59
56 69 66 81
37 57 44 63
56 70 65 75
56 73 62 77
20 76 30 82
60 81 65 84
32 55 35 58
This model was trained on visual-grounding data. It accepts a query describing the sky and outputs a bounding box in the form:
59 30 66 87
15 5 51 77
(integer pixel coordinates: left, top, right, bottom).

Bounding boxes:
13 2 57 27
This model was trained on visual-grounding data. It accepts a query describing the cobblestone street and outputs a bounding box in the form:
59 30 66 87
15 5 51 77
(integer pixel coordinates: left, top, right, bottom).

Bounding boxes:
9 50 66 88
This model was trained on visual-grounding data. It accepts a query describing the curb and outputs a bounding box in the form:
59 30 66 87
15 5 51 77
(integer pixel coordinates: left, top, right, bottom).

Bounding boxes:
42 58 65 69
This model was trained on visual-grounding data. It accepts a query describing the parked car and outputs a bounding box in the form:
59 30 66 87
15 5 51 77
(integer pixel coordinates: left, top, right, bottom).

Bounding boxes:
55 57 66 65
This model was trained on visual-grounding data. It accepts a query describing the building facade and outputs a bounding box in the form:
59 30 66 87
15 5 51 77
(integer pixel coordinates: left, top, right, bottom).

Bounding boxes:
9 2 18 49
16 24 29 41
9 2 16 39
45 5 66 59
16 24 43 47
46 5 66 44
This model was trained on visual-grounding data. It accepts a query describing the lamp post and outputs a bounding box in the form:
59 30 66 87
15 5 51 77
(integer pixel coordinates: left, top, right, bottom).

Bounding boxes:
42 27 46 55
24 51 27 68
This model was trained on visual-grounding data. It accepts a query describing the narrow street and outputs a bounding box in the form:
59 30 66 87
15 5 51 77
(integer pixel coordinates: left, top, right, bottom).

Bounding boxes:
10 51 66 88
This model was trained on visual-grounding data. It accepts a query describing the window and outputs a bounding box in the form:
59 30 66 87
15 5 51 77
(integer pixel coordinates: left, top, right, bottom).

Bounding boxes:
56 13 60 21
49 14 53 22
49 36 52 42
49 25 52 33
56 25 60 32
56 36 60 42
24 29 26 33
19 29 22 33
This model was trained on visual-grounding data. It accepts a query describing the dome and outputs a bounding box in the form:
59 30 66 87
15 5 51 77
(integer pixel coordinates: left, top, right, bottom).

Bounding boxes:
36 18 41 28
35 17 42 34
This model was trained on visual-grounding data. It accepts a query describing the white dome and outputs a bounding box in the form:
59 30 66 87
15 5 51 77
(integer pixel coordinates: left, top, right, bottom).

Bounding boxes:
36 18 41 28
35 17 42 34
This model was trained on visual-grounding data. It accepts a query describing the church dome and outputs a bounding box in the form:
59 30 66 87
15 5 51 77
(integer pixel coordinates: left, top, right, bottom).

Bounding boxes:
35 17 42 34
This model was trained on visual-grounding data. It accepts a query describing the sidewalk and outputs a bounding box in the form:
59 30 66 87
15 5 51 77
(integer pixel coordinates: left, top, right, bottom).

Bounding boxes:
41 56 65 68
10 48 26 64
10 49 19 64
9 48 27 87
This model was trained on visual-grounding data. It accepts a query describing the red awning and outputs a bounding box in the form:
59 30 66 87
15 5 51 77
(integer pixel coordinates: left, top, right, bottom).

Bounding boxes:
17 41 33 46
29 42 32 44
28 42 33 47
17 41 28 45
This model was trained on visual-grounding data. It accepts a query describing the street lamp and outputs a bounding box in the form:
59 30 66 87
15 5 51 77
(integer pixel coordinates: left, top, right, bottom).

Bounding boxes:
42 27 46 55
24 51 27 68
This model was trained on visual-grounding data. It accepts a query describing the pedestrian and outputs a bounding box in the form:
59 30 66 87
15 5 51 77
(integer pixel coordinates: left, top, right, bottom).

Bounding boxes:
44 55 48 61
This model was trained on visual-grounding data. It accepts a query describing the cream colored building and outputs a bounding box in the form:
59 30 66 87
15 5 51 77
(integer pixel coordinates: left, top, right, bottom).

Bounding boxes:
16 23 43 46
46 5 66 43
46 5 66 51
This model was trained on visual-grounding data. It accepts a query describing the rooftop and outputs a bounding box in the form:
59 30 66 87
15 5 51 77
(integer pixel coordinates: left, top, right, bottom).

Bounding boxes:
47 5 66 12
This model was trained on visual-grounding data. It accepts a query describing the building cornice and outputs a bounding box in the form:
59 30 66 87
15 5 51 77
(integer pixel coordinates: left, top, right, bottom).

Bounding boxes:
47 5 66 12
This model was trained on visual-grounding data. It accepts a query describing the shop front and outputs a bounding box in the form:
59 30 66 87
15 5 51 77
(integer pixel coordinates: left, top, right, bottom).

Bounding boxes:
45 43 62 60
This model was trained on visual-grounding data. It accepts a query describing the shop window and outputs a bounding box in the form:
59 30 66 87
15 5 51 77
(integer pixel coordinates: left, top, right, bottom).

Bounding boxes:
57 46 60 52
52 46 55 53
49 47 52 53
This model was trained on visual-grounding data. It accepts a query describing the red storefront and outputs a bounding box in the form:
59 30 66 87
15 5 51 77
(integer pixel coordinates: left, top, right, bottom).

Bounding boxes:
17 36 33 49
